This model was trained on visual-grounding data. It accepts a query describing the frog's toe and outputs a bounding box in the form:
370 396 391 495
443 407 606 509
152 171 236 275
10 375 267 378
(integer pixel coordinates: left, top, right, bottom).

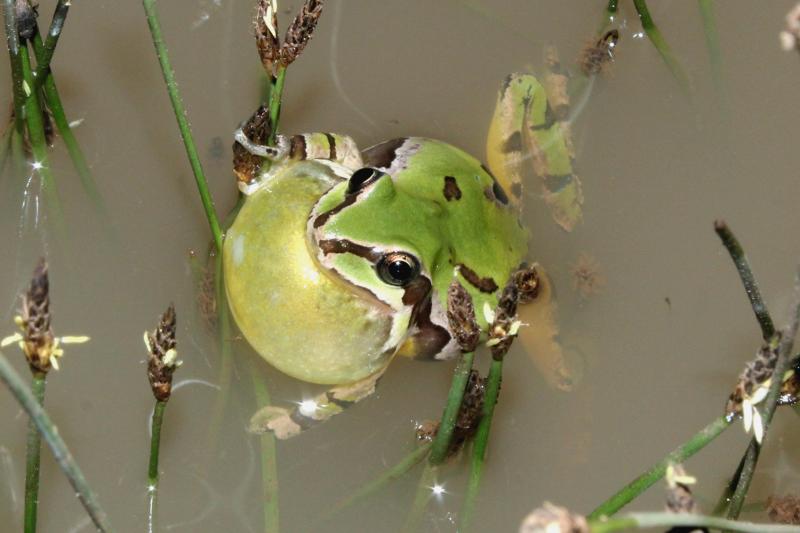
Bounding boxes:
248 405 302 440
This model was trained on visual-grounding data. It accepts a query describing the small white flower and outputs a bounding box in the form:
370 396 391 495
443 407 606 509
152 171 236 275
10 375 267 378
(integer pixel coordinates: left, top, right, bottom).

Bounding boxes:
483 302 495 325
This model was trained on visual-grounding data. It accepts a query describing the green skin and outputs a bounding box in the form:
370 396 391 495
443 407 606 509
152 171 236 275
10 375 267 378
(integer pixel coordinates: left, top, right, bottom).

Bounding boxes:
224 73 573 437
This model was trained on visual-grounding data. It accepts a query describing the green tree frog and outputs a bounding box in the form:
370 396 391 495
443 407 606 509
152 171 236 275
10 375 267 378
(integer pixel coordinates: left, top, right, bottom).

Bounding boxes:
224 73 576 438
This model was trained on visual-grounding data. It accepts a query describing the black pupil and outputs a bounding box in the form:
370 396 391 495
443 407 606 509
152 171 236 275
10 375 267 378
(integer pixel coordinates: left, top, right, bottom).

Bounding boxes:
388 259 413 282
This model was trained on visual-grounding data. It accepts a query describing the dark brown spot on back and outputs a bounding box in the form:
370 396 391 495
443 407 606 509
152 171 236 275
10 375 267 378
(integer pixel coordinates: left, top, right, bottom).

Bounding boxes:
362 138 408 169
443 176 462 201
458 264 499 293
543 174 574 193
501 131 523 154
510 182 522 199
530 103 557 131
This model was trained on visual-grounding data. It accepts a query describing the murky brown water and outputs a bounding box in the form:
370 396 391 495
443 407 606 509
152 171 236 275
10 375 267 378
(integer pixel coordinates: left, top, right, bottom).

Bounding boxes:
2 1 800 531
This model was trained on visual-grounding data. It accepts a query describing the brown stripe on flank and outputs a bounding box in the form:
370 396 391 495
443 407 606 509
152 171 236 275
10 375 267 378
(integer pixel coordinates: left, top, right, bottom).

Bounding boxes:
324 133 337 161
458 264 498 293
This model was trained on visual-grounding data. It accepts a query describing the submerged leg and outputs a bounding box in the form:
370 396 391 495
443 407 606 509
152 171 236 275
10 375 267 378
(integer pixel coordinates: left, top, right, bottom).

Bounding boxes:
485 69 583 231
248 365 389 439
517 264 579 391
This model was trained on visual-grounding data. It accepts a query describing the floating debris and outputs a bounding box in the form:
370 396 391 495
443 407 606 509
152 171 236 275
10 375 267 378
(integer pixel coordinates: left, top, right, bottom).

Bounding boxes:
570 253 605 299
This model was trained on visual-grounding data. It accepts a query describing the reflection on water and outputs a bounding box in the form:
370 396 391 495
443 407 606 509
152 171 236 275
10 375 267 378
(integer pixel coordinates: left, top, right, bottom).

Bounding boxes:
2 1 800 531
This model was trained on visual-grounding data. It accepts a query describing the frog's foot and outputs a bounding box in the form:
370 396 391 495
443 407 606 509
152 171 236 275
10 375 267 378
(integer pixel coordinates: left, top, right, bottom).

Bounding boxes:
248 366 387 439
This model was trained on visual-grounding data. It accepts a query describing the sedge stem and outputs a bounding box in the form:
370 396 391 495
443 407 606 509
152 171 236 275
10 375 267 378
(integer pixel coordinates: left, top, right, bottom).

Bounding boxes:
631 0 691 93
267 67 287 147
30 31 106 216
19 41 66 229
23 372 46 533
147 399 167 485
3 0 26 135
587 415 731 519
590 511 800 532
249 361 279 533
714 220 775 340
30 0 69 93
142 0 223 253
428 351 476 465
459 357 504 531
0 350 113 532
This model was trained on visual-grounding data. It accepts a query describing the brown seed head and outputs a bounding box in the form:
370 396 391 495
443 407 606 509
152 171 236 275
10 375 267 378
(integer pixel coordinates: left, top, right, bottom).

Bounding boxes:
279 0 325 67
446 281 480 352
255 0 281 75
20 258 55 373
488 276 520 360
146 304 180 401
233 105 271 185
726 334 780 417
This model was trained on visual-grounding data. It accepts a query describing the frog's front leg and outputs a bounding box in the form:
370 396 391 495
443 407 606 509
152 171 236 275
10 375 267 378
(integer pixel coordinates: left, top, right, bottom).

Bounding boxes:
248 364 389 440
233 104 364 193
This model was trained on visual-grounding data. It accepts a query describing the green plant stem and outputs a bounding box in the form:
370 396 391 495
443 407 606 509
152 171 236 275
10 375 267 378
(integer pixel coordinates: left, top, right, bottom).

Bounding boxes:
401 460 438 533
460 357 503 531
587 415 731 520
727 280 800 519
631 0 691 93
0 129 11 176
267 67 287 147
19 42 65 228
698 0 722 90
249 361 279 533
714 220 774 340
30 30 106 215
23 372 46 533
598 0 618 33
712 452 745 516
0 350 113 532
428 351 475 465
328 442 432 516
31 0 70 93
143 0 223 253
148 400 167 485
3 0 26 135
589 512 800 533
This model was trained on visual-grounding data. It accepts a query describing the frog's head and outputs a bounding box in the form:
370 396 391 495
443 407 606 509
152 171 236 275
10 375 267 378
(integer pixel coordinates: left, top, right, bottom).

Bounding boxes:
307 165 455 364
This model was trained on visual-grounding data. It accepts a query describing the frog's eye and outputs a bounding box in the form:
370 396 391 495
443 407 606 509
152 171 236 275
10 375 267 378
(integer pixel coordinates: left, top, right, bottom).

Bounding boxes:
376 252 421 287
348 167 384 194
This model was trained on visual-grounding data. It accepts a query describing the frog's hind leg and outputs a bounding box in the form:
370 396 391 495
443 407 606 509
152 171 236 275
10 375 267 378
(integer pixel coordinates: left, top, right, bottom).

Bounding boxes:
486 72 583 230
248 365 389 440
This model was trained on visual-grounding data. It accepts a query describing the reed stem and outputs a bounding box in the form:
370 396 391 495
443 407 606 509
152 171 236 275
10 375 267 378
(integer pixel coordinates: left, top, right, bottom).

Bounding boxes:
428 351 475 465
267 67 286 147
31 0 70 93
714 220 775 340
3 0 26 135
459 357 503 530
147 399 167 486
589 512 800 532
587 415 731 519
727 276 800 519
0 349 113 532
23 372 45 533
142 0 223 253
328 442 432 516
19 41 65 229
631 0 691 93
250 362 279 533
